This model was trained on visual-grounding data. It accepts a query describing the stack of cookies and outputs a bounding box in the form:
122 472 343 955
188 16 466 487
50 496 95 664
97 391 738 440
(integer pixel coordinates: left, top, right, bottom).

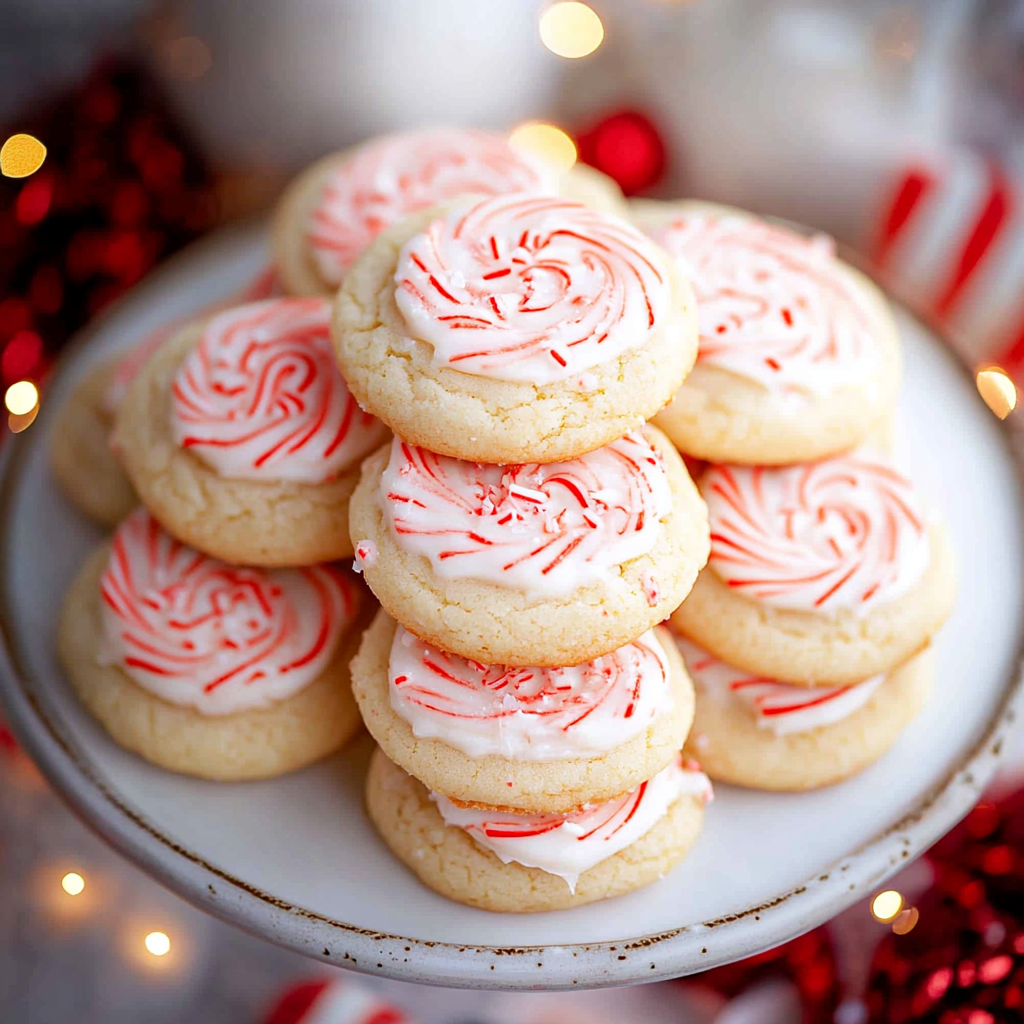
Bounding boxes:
631 201 956 791
49 128 957 915
331 188 714 911
56 292 387 781
52 127 630 790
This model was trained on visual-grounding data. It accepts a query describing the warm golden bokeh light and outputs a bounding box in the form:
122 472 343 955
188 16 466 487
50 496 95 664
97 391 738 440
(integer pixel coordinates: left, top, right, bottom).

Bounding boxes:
1 134 47 178
539 2 605 59
871 889 904 922
977 367 1017 419
61 872 86 897
5 380 38 416
144 931 171 957
892 906 920 935
8 405 39 434
165 36 212 81
509 122 578 172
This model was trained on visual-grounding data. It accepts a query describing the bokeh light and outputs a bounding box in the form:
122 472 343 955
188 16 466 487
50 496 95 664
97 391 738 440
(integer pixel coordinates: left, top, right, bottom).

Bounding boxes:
976 367 1017 419
15 176 53 225
2 331 43 383
144 931 171 957
5 380 38 416
164 37 212 81
60 872 85 897
576 110 666 194
509 122 578 172
1 134 47 178
871 889 904 923
891 906 919 935
539 2 605 59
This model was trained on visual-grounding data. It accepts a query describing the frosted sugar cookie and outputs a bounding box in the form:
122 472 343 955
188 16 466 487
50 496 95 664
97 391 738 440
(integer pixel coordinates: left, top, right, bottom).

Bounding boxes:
114 296 388 566
351 610 694 813
676 635 934 790
334 193 698 464
57 508 366 780
50 265 280 527
273 127 627 296
50 358 140 527
349 425 709 666
632 200 901 465
671 456 955 686
365 748 711 913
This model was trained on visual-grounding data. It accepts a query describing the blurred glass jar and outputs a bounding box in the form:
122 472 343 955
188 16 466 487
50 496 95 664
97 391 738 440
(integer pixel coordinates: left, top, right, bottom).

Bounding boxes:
145 0 560 172
612 0 977 242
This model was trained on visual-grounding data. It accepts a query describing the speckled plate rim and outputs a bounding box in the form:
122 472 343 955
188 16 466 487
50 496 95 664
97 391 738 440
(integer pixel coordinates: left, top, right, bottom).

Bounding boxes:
0 224 1022 991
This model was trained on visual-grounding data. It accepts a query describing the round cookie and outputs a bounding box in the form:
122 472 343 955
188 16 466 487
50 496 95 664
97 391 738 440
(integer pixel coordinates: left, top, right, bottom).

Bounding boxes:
365 748 708 913
273 127 627 296
671 458 956 686
349 426 710 667
50 358 137 527
351 611 695 813
678 636 934 790
631 199 902 465
333 193 698 465
113 298 388 567
58 523 368 781
51 265 282 528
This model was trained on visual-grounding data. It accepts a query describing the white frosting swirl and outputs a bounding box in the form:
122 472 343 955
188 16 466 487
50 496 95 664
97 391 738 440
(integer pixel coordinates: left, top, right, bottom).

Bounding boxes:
646 211 879 395
98 508 358 715
432 756 712 892
170 298 387 484
389 626 674 760
674 635 883 737
394 194 674 383
103 266 282 417
380 432 672 598
307 128 553 286
703 457 930 615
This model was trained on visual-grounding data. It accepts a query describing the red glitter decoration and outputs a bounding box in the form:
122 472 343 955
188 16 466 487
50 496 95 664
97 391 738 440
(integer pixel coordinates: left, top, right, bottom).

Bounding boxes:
866 787 1024 1022
867 890 1024 1022
2 330 43 384
0 55 216 415
576 110 667 195
15 175 53 226
0 297 32 339
684 928 839 1024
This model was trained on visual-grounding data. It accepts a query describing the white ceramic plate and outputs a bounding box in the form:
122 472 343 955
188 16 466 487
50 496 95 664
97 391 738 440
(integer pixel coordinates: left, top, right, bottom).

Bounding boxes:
1 224 1022 991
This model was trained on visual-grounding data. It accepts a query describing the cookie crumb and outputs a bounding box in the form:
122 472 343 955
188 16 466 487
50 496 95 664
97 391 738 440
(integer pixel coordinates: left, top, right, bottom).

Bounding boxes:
353 539 378 573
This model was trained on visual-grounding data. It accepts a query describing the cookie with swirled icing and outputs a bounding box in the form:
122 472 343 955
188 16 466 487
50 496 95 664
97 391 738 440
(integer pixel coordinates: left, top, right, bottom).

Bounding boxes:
348 425 709 667
350 610 694 813
671 456 955 686
50 266 280 528
333 193 698 464
113 296 389 566
272 127 628 297
57 509 369 780
675 633 934 790
365 747 710 913
631 200 902 465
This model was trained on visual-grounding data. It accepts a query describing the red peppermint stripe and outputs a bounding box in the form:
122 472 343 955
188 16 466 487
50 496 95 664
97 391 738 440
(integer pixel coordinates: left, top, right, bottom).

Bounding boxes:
261 979 409 1024
933 163 1014 319
873 166 937 269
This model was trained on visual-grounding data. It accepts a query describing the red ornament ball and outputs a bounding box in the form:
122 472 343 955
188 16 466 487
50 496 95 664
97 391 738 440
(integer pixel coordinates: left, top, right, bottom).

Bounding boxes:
576 111 666 195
